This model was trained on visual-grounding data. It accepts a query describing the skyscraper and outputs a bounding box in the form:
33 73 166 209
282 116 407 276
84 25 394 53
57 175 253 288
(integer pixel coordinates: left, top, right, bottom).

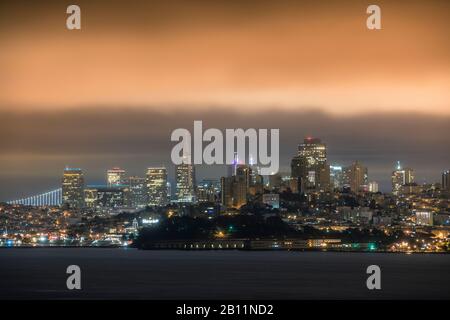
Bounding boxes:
220 164 262 208
176 164 196 203
83 186 98 208
368 181 379 193
330 165 344 191
62 168 85 208
221 176 234 208
107 167 126 187
291 137 330 193
166 181 172 203
146 167 168 206
197 179 220 203
128 176 147 208
343 161 368 192
249 172 264 196
442 170 450 192
391 161 414 195
233 165 250 207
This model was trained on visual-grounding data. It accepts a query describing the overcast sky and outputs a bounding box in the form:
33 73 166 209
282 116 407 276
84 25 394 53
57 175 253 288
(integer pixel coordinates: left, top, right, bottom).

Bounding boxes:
0 0 449 200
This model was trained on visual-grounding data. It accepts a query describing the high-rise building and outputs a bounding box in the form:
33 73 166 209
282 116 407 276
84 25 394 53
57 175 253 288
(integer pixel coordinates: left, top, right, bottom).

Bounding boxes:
176 164 196 203
107 167 126 187
197 179 220 203
62 168 85 208
291 137 330 193
84 185 129 209
343 161 368 192
233 165 250 207
83 186 98 208
128 176 147 208
146 167 168 206
249 173 264 196
221 176 234 208
330 165 344 191
368 181 379 193
391 161 414 196
166 181 172 203
220 165 254 208
442 170 450 191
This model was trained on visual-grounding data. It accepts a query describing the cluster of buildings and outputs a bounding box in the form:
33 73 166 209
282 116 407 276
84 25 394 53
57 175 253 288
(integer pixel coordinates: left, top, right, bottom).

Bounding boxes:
0 202 139 247
62 164 198 212
2 136 449 251
290 138 371 193
58 136 450 218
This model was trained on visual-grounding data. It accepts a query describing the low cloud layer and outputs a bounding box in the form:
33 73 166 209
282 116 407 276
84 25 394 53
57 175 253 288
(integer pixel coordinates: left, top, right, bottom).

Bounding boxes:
0 108 448 200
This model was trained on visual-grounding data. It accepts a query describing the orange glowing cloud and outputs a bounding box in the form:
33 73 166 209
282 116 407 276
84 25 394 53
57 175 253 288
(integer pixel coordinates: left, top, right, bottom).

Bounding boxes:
0 0 449 115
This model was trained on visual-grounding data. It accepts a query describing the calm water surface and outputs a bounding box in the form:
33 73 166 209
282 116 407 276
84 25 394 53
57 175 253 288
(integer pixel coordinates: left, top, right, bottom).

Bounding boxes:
0 248 449 299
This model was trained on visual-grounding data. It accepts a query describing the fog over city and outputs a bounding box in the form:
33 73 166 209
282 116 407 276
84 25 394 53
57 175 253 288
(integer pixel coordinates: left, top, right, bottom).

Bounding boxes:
1 0 449 200
0 108 448 200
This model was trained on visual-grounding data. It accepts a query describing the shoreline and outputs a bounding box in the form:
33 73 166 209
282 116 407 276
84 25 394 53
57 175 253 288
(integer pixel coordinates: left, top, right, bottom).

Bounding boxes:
1 246 449 254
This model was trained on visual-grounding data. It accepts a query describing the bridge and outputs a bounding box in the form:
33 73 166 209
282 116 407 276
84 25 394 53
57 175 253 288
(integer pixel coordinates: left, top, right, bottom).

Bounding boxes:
7 188 62 206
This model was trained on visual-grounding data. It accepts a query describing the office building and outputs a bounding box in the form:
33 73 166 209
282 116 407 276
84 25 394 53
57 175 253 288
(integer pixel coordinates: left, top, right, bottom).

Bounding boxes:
128 176 147 208
392 161 414 196
84 185 129 209
62 168 85 208
197 179 220 203
330 165 344 191
107 167 126 187
248 163 264 196
220 176 234 208
146 167 168 206
442 170 450 191
291 137 330 193
167 181 172 203
343 161 368 192
368 181 379 193
220 165 253 208
176 163 196 203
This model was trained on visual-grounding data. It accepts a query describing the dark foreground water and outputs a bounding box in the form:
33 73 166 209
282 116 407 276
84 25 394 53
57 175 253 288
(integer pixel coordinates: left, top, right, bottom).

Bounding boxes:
0 248 449 300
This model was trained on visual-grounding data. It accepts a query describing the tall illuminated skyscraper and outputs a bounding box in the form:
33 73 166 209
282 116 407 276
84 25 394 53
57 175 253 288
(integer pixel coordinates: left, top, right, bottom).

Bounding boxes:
146 167 168 206
391 161 414 195
166 181 172 203
107 167 126 186
441 170 449 192
291 137 330 193
368 181 379 193
62 167 85 208
128 176 147 208
176 164 196 203
330 165 344 190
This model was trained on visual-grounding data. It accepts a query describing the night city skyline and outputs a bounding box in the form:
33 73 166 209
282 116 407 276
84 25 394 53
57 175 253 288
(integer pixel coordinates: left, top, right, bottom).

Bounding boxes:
0 109 449 201
1 0 450 306
1 1 449 201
